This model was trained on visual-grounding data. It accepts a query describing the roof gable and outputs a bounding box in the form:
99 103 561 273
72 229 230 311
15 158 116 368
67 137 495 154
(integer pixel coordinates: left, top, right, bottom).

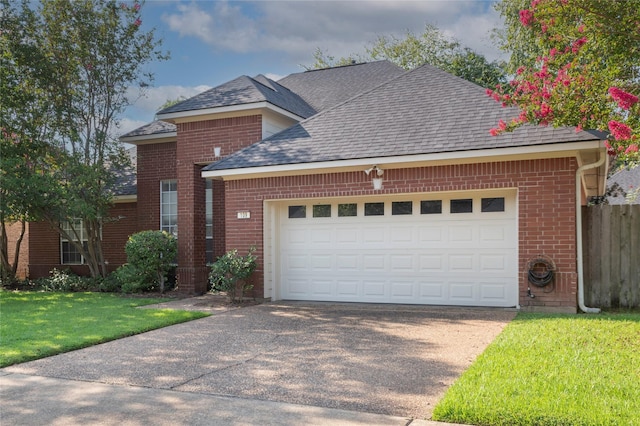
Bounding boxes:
156 75 316 119
205 64 605 172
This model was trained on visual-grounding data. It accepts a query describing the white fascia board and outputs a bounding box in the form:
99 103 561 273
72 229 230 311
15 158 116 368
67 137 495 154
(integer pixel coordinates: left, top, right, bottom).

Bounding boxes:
119 132 177 145
156 102 305 123
202 140 604 180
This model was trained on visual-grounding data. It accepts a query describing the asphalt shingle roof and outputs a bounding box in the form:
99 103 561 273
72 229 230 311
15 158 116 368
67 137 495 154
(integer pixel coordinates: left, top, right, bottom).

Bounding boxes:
119 120 176 139
157 75 316 119
111 147 137 196
607 166 640 204
205 64 605 172
278 60 405 112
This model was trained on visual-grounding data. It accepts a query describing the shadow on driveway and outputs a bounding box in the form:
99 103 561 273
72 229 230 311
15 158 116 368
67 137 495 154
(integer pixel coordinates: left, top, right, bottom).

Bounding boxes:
3 301 515 419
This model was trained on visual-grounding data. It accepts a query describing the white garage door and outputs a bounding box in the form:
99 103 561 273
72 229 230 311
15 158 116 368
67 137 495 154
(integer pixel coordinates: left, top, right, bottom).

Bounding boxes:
278 191 518 307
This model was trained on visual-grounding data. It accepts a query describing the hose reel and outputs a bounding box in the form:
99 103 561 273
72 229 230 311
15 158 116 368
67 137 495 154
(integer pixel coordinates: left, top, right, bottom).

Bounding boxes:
527 256 555 287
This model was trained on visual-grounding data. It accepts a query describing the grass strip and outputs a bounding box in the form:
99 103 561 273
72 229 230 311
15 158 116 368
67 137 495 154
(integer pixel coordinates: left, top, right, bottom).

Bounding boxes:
0 291 209 367
432 312 640 426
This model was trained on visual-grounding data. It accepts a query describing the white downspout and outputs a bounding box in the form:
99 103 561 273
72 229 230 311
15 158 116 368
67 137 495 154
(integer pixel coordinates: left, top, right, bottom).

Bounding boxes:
576 152 606 313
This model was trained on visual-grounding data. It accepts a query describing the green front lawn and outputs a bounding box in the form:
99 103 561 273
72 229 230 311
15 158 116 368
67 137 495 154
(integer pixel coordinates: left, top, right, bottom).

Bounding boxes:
0 291 209 367
433 312 640 426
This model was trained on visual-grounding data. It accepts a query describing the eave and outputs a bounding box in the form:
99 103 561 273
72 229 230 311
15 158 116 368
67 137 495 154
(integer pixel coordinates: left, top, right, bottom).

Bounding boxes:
202 140 608 196
156 101 306 124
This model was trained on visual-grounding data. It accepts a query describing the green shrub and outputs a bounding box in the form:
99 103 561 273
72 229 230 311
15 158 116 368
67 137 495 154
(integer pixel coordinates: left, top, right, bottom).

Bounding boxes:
36 268 91 292
122 230 177 293
209 247 257 302
113 264 154 293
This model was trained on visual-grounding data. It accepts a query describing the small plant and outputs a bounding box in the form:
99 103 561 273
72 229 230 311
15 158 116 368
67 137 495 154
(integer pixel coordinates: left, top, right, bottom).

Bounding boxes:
209 247 257 303
36 268 91 292
119 230 177 293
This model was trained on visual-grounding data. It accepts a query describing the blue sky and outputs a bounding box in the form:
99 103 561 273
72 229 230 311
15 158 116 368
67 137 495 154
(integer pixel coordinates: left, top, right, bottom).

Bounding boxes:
120 0 504 135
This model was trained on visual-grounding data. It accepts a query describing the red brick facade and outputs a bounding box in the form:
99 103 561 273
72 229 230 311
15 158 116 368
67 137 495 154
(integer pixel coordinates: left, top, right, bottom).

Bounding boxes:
11 202 138 279
172 115 262 293
9 110 585 311
224 157 580 310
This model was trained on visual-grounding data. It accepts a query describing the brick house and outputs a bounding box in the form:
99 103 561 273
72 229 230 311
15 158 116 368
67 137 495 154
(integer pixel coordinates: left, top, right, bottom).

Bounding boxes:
10 61 608 312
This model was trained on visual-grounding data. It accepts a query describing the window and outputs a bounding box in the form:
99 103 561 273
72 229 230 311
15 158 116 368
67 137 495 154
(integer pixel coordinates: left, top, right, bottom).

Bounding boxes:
481 197 505 212
161 180 178 236
364 202 384 216
420 200 442 214
313 204 331 218
206 180 213 263
451 199 473 213
338 203 357 217
60 219 88 264
392 201 412 215
288 205 306 218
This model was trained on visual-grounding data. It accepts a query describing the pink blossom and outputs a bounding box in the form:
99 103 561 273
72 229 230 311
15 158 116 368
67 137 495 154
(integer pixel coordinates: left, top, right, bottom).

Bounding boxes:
134 17 142 26
519 9 534 27
625 144 639 154
608 120 632 140
498 119 508 131
608 87 638 110
571 37 588 53
133 3 141 11
578 24 585 33
489 128 500 136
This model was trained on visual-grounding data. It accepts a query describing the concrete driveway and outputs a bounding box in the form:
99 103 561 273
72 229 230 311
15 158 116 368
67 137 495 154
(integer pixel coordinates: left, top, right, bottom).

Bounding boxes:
2 301 515 424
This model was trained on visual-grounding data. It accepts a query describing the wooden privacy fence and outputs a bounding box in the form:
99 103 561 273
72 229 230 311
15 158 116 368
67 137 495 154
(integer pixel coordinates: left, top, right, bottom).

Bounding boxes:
582 205 640 309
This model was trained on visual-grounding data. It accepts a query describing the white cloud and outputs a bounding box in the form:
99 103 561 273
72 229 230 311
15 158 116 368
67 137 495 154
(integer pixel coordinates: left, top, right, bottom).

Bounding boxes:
124 84 211 120
161 0 503 63
115 117 150 138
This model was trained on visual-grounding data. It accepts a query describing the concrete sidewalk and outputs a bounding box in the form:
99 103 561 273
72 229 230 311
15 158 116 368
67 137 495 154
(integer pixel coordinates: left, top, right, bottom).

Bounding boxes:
0 372 459 426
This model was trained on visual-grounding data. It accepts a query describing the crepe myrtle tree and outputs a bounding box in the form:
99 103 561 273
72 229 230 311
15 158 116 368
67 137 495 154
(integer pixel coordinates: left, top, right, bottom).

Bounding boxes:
28 0 168 278
488 0 640 167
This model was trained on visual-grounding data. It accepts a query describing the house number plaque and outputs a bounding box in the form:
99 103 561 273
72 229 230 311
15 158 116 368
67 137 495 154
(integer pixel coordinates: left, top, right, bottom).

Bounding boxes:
237 211 251 219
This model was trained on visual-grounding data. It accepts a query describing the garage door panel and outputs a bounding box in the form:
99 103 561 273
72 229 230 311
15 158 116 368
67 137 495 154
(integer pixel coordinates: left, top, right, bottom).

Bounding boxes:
311 280 333 296
363 254 385 270
391 281 415 297
337 280 359 296
363 281 386 297
390 254 414 271
336 254 359 270
278 192 517 307
310 254 332 270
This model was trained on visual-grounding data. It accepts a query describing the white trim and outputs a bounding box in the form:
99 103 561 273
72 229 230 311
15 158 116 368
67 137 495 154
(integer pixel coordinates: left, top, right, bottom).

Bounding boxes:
120 131 177 145
202 140 604 180
156 101 305 123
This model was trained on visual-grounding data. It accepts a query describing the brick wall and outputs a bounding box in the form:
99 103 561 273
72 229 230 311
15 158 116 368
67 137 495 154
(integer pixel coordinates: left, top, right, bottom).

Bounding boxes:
137 142 177 231
4 221 30 280
22 202 138 279
224 157 580 310
174 115 262 293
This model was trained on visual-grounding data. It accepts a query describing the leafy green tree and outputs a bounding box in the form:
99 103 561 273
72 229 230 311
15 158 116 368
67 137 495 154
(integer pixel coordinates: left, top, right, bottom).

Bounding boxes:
489 0 640 166
2 0 168 278
0 0 58 282
308 24 507 88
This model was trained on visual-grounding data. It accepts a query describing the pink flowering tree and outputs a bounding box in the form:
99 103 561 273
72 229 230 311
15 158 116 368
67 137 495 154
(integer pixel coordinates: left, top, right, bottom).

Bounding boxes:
491 0 640 166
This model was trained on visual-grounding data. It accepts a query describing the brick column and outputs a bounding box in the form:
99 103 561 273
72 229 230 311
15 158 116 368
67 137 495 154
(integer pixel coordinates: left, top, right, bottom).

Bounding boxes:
176 163 208 294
